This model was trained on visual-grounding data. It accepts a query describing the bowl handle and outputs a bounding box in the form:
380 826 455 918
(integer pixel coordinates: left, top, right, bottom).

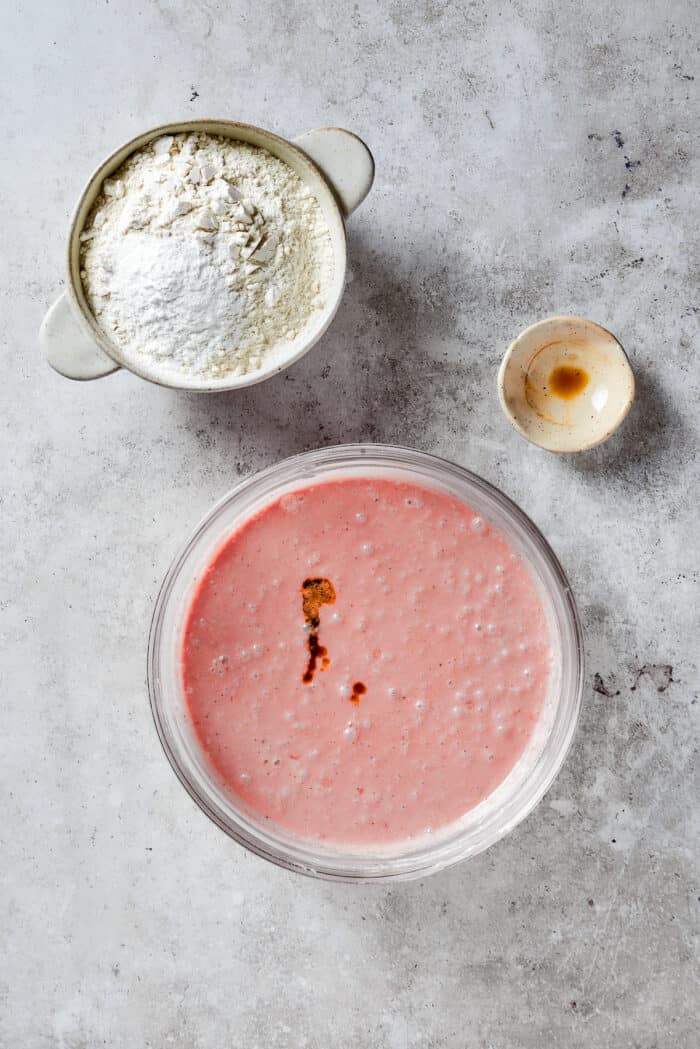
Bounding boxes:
293 128 374 218
40 293 120 381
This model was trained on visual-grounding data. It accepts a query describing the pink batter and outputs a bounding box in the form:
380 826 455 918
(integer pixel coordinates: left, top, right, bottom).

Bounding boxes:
182 478 552 846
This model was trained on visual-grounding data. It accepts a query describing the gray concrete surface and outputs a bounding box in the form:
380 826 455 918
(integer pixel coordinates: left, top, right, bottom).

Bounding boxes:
1 1 698 1046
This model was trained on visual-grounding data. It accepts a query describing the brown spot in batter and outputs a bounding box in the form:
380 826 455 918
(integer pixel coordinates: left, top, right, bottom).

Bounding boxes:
301 577 336 684
349 681 367 704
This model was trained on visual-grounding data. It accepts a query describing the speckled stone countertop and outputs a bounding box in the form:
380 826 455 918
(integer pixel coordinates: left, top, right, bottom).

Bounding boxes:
1 2 698 1047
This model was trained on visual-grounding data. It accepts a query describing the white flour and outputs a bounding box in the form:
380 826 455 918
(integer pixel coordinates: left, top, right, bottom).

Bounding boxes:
80 132 334 379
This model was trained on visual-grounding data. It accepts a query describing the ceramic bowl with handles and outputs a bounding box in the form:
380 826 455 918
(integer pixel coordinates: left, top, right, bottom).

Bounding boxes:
39 120 374 391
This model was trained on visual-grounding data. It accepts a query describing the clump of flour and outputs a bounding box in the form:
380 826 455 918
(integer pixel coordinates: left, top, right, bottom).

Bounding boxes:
79 132 334 379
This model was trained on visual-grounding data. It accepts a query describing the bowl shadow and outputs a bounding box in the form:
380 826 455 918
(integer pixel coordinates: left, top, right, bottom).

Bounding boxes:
558 363 683 482
168 228 483 460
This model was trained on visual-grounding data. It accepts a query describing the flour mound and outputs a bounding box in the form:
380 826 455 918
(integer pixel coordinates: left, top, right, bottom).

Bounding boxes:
80 132 334 380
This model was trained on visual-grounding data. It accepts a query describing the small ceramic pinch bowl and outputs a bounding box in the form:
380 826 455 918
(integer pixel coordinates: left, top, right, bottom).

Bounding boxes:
498 316 635 453
39 120 374 390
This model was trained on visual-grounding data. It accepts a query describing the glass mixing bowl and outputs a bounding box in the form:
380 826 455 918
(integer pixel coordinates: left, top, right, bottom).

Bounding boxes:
148 445 584 881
